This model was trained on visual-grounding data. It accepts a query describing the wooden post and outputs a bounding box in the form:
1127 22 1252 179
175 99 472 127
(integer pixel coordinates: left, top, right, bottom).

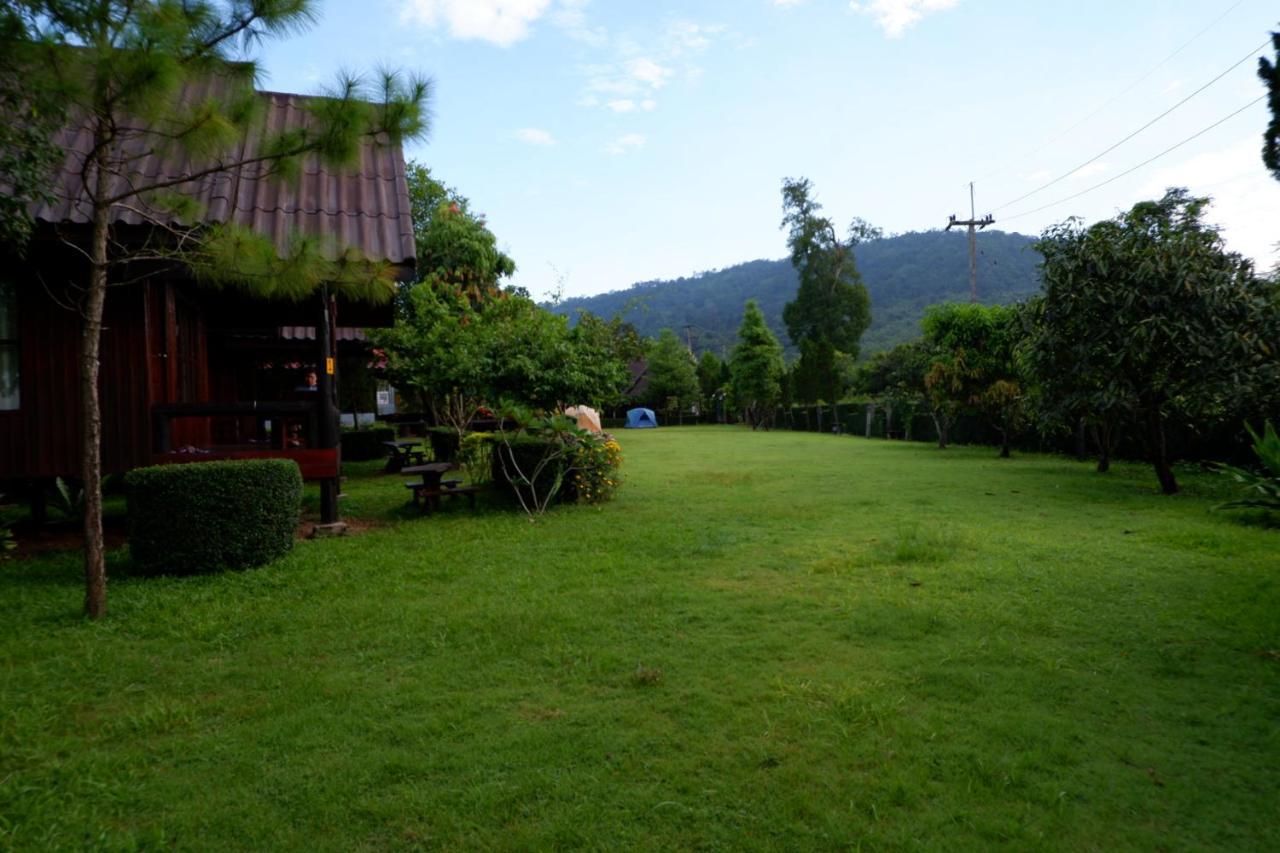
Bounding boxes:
316 288 340 525
945 183 995 303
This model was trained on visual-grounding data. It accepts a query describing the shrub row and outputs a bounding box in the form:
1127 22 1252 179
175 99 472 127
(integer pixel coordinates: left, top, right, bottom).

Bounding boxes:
125 458 302 575
340 426 397 461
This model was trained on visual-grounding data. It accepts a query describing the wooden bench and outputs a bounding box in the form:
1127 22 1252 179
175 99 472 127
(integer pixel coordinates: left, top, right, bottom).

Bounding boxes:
404 481 481 513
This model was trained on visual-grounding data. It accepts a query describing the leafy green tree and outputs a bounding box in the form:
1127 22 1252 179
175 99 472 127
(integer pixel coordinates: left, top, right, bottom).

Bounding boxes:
1260 28 1280 181
415 202 516 307
376 286 625 430
780 177 873 426
647 328 699 423
856 341 931 440
1032 190 1278 493
0 10 63 248
921 303 1025 456
566 311 639 409
697 350 726 400
5 1 429 617
729 300 785 430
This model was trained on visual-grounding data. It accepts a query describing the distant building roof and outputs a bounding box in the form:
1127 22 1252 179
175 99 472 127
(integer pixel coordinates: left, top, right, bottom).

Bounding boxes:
32 76 416 273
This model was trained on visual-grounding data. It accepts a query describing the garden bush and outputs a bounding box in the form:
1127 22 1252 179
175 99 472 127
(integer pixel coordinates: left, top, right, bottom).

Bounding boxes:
459 432 494 485
340 426 396 461
426 427 461 463
491 435 568 508
125 459 302 575
564 435 623 504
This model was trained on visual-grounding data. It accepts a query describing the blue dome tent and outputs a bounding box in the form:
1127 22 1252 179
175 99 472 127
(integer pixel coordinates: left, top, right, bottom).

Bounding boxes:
625 407 658 429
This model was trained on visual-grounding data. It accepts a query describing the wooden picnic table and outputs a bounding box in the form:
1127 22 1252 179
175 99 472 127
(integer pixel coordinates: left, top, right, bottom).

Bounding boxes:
402 462 480 513
382 439 426 473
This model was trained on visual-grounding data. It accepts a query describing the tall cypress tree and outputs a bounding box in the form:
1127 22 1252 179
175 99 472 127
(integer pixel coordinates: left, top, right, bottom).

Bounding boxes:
730 300 785 430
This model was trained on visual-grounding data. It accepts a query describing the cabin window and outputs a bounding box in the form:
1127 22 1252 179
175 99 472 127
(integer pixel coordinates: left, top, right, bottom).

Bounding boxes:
0 280 17 411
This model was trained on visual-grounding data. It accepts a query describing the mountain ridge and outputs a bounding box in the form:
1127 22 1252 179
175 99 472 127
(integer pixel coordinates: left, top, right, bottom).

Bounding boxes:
549 229 1044 356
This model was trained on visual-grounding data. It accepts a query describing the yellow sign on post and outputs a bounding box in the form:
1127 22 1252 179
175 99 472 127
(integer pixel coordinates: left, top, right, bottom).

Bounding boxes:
325 357 335 375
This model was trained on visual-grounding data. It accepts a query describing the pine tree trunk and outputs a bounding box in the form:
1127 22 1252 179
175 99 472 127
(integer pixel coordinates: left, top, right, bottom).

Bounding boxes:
82 156 111 619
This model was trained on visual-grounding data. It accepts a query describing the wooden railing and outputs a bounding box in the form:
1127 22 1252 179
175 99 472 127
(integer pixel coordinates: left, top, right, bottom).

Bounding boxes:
150 402 338 480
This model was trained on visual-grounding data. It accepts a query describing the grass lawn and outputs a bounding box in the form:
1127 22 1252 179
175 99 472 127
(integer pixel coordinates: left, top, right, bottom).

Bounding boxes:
2 427 1278 850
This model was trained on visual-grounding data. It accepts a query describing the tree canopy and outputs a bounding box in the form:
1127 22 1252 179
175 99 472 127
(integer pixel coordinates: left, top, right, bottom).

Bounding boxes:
1030 189 1278 493
729 300 785 430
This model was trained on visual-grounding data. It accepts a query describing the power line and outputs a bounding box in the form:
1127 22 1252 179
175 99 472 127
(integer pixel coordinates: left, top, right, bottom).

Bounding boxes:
991 37 1270 213
1001 94 1266 224
974 0 1248 185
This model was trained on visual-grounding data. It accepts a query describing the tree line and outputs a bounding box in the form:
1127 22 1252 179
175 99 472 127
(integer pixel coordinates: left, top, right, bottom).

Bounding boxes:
704 185 1279 496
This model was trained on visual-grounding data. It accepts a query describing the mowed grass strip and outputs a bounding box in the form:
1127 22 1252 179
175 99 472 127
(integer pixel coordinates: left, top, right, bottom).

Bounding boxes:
1 427 1277 850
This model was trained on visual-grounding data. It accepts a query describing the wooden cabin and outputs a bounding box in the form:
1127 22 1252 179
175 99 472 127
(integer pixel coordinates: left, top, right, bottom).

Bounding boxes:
0 86 416 522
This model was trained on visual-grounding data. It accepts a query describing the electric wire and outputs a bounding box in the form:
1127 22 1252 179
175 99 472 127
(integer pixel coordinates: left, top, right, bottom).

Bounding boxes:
974 0 1248 186
1000 94 1266 224
991 37 1269 213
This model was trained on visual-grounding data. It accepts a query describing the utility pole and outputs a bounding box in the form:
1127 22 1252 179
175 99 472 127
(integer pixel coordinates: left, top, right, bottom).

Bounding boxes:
945 182 995 303
683 323 696 354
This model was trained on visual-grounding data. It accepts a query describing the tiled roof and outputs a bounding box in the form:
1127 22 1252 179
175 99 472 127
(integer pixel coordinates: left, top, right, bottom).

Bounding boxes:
32 76 416 270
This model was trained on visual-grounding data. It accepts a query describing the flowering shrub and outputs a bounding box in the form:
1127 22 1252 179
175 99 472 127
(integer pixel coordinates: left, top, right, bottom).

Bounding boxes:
567 434 623 505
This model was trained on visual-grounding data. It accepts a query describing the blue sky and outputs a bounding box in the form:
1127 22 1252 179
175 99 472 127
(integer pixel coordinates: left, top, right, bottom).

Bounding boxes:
259 0 1280 300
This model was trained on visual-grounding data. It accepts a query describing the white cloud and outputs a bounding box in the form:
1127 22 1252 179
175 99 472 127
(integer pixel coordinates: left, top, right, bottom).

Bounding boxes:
576 17 721 113
400 0 552 47
626 57 674 89
515 127 556 146
849 0 959 38
552 0 607 45
606 133 646 155
1141 136 1280 271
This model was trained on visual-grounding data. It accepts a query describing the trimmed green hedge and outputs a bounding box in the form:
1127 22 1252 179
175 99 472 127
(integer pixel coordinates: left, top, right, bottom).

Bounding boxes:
426 427 461 463
490 436 568 505
125 459 303 575
340 426 396 461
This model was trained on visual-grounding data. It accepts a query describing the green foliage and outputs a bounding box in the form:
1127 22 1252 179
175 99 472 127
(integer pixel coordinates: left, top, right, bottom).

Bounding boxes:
425 426 461 463
415 202 516 306
696 350 728 399
489 406 587 516
780 177 873 360
458 431 494 486
568 311 642 408
549 231 1042 357
1261 29 1280 182
921 303 1025 454
49 477 85 520
566 434 623 505
124 459 302 575
1030 189 1279 492
339 426 396 462
645 329 699 413
729 300 785 428
1214 421 1280 513
0 16 64 249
